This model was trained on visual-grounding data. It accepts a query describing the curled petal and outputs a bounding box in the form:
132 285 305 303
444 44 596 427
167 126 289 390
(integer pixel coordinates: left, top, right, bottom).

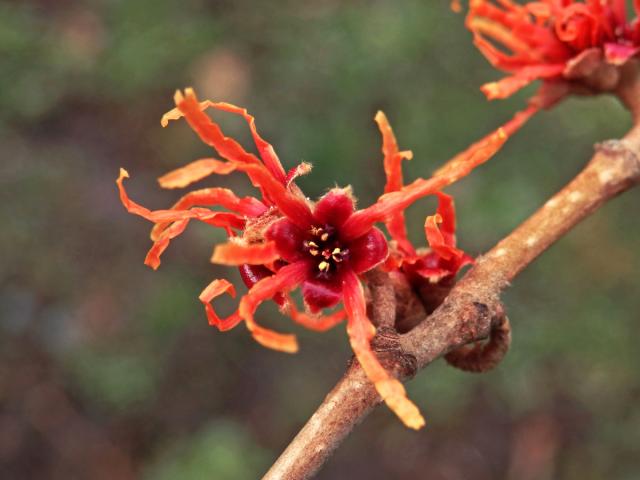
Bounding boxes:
348 227 389 274
424 214 462 262
285 162 313 187
375 111 415 255
157 158 237 189
211 241 280 266
342 270 425 430
266 218 307 263
239 261 312 353
301 278 343 313
238 264 286 306
286 295 346 331
145 219 190 270
199 279 242 331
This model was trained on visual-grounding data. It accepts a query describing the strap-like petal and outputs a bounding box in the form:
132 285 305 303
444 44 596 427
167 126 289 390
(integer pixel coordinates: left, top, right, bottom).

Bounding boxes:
211 241 280 266
158 158 237 189
342 270 425 430
238 261 312 353
199 279 243 331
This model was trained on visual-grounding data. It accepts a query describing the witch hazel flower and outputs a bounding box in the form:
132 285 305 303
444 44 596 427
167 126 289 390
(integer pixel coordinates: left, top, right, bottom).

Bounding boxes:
117 88 506 429
460 0 640 137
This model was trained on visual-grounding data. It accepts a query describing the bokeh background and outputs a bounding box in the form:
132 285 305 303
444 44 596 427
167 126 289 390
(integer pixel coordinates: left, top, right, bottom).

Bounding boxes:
2 1 639 479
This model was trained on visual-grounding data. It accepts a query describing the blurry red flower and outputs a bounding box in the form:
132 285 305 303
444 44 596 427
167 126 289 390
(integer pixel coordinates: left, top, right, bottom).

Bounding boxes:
463 0 640 136
117 88 506 428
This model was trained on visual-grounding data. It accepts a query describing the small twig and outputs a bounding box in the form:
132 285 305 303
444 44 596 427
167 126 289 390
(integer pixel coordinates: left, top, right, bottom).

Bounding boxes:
263 80 640 479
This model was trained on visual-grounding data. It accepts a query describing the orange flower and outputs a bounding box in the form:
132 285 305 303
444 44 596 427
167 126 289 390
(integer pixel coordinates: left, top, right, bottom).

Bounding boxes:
117 88 506 429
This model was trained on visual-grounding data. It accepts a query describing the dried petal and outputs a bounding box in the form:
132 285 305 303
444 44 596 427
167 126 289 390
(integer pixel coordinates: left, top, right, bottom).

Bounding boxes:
199 279 242 331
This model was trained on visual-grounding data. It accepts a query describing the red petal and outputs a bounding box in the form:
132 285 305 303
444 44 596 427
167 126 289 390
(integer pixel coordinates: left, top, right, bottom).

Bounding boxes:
238 264 286 307
157 158 237 189
314 188 356 228
238 261 311 353
341 270 425 429
265 218 307 263
211 241 280 266
348 227 389 274
302 277 343 313
199 279 242 331
424 214 461 262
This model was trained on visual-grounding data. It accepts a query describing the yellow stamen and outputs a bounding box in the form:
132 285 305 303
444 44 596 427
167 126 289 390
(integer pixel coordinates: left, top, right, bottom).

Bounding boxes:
307 241 319 248
309 249 319 256
320 232 329 241
332 248 341 255
318 261 330 272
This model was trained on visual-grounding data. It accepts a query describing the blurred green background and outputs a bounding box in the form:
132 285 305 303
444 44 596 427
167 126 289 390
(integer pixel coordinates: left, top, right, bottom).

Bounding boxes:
1 1 639 479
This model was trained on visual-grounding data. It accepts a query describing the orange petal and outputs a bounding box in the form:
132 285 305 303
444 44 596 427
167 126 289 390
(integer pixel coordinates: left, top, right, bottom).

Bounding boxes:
238 261 311 353
149 187 266 241
199 279 243 331
342 270 425 430
424 214 462 261
375 111 415 256
211 241 280 266
432 127 507 181
285 296 346 331
144 218 190 270
158 158 237 189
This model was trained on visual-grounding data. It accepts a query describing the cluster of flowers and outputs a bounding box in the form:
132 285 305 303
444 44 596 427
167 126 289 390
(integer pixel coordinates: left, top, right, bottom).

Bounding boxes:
118 88 506 428
462 0 640 137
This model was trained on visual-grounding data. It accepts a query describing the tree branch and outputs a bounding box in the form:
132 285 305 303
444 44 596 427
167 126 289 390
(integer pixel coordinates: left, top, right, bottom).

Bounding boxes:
263 85 640 480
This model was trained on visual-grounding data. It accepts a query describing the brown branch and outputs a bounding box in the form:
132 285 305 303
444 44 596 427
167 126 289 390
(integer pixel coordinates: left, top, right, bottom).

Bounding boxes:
263 82 640 480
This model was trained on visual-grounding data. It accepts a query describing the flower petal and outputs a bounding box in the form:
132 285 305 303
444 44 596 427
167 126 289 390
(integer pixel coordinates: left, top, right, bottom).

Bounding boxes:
375 111 415 256
286 296 346 331
150 187 266 241
481 64 565 100
211 241 280 266
144 218 190 270
265 218 307 263
238 264 286 306
199 279 243 331
301 277 343 313
342 270 425 430
238 261 312 353
314 187 356 228
348 227 389 274
157 158 237 189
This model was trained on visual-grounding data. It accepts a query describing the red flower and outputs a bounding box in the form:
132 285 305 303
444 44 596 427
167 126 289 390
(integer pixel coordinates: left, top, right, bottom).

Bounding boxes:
462 0 640 135
117 88 506 429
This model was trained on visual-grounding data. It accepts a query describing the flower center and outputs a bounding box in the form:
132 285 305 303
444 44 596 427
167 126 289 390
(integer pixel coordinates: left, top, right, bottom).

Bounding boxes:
302 225 349 277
